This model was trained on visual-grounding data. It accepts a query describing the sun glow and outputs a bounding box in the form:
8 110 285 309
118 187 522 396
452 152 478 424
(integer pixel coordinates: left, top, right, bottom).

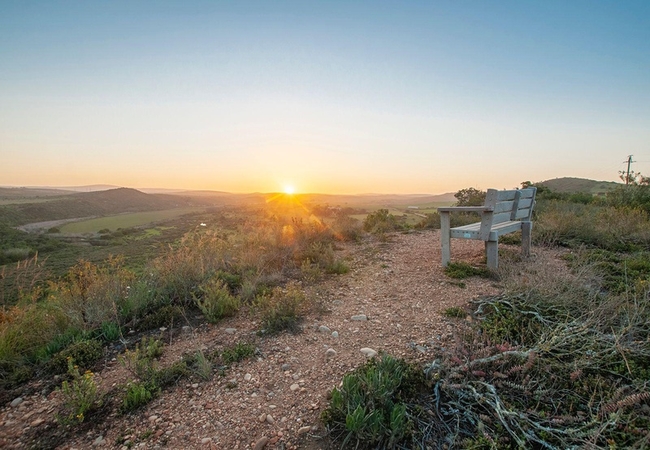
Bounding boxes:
283 185 296 195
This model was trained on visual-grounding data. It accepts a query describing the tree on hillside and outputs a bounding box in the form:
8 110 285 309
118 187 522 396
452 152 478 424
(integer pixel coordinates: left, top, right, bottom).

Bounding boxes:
454 187 485 206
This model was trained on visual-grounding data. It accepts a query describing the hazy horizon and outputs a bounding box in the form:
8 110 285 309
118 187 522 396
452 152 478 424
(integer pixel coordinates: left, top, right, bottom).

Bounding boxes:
2 1 649 194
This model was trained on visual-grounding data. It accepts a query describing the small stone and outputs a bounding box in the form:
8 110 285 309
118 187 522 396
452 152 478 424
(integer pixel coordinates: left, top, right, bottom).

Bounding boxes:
325 348 337 358
224 328 237 334
266 414 274 424
148 415 158 422
30 418 44 427
244 373 252 381
351 314 367 321
201 437 211 444
416 345 427 353
290 383 300 392
318 325 331 333
191 383 199 389
259 413 267 423
360 347 378 358
254 436 269 450
159 327 167 332
331 331 339 338
155 430 164 438
181 326 191 333
10 398 23 408
298 425 311 435
93 435 106 446
281 363 291 371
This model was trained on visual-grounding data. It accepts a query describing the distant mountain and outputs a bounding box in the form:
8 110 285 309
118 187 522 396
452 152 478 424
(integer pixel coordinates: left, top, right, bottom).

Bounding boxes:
539 177 620 195
0 188 194 226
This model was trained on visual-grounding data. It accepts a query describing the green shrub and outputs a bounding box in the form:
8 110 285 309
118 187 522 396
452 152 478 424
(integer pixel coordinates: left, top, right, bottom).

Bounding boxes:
119 336 164 381
221 342 255 365
193 278 240 323
56 357 103 425
121 381 156 413
258 283 308 334
322 354 424 449
48 339 103 375
363 209 399 234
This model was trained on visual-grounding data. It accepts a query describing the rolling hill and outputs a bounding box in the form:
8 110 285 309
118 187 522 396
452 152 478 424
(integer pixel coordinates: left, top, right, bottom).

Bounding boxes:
0 188 194 226
539 177 620 195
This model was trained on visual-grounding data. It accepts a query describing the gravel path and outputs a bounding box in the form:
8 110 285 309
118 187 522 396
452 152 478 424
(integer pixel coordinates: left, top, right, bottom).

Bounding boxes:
1 229 507 449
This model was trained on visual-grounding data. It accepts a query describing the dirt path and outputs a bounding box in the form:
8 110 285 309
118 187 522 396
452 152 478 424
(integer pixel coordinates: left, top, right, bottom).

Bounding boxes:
1 230 503 449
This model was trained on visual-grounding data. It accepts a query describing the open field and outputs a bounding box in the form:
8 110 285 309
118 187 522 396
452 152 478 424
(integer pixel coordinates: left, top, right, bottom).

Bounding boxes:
59 207 205 233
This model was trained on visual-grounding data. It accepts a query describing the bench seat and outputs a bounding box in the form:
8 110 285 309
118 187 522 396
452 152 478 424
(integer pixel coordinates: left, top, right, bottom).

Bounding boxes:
439 187 537 270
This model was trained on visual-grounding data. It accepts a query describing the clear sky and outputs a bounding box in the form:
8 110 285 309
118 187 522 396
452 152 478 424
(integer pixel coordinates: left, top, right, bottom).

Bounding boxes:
1 1 649 194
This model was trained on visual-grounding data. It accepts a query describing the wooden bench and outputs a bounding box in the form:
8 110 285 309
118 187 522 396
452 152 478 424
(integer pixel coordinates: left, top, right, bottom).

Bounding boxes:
438 187 537 270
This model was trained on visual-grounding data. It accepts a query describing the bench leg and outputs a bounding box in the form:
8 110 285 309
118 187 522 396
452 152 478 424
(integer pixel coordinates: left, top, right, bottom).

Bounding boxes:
440 212 451 266
522 221 532 257
486 239 498 270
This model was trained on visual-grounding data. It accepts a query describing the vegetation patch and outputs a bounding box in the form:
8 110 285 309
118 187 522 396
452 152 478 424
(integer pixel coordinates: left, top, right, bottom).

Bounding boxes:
444 262 490 279
221 342 256 365
322 354 425 449
193 278 240 323
442 306 466 318
258 282 309 334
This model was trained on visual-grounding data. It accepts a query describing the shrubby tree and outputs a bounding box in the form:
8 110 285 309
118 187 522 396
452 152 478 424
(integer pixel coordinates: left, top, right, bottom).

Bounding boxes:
608 172 650 213
454 187 486 206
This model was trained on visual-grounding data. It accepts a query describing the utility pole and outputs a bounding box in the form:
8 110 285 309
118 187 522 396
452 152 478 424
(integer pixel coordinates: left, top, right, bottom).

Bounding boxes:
624 155 635 185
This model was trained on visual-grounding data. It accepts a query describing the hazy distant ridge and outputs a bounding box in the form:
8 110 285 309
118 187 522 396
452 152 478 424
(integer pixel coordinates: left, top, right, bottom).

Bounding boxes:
0 188 193 227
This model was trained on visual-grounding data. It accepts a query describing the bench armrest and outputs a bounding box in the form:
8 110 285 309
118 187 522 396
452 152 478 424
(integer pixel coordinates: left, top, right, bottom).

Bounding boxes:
437 206 494 213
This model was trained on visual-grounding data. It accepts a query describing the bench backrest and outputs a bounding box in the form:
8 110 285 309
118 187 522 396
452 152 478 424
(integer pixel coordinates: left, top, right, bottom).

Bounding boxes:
479 187 537 239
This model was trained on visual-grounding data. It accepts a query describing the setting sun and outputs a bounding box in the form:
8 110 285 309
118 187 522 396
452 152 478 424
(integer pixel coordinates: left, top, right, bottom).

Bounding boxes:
284 185 296 195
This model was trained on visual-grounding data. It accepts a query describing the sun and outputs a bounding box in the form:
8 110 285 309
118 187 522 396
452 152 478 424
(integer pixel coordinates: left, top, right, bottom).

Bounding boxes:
283 185 296 195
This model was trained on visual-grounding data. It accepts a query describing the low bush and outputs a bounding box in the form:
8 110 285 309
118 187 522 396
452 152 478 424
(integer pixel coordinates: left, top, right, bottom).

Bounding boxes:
322 354 425 449
137 305 184 331
363 209 399 234
258 282 308 334
48 339 103 375
121 381 156 413
193 278 240 323
56 357 103 425
221 342 255 365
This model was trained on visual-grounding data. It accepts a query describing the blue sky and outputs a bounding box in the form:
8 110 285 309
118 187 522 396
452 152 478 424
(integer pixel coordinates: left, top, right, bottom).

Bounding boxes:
1 1 649 193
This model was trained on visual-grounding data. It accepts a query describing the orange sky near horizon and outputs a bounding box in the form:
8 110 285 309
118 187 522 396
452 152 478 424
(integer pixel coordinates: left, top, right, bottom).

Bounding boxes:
2 2 648 195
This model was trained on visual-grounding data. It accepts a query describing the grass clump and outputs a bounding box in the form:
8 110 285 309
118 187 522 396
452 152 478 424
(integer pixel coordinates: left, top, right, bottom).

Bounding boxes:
444 262 490 279
258 282 308 334
322 354 425 449
442 306 466 318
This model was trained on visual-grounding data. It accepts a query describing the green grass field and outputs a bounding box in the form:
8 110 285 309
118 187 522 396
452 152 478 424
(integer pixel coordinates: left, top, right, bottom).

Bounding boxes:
60 208 204 233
